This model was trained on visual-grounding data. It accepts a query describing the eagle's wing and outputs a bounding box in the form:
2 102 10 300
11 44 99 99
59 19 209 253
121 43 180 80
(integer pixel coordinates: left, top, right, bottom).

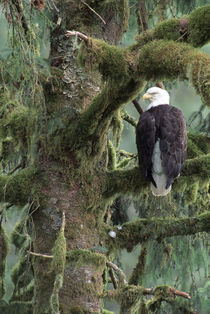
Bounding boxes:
136 110 157 187
159 106 187 188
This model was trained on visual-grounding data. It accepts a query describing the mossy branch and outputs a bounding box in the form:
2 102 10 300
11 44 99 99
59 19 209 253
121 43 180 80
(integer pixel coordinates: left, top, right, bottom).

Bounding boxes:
0 168 40 205
104 154 209 199
104 285 191 313
103 167 148 199
135 5 210 48
105 212 210 252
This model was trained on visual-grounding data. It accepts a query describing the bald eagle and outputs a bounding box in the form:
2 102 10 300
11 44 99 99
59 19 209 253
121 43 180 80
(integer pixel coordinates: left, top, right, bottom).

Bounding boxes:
136 87 187 196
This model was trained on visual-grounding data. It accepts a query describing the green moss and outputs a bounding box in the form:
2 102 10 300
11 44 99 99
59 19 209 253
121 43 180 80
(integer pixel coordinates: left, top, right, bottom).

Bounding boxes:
102 310 114 314
11 280 34 302
0 167 40 205
182 154 210 179
0 226 9 298
79 39 129 84
185 180 199 204
111 110 123 148
116 158 132 169
11 257 33 290
11 221 28 249
188 5 210 47
51 214 66 275
108 140 116 170
128 246 147 285
153 18 180 41
188 133 208 154
50 274 63 314
139 40 192 81
67 249 106 270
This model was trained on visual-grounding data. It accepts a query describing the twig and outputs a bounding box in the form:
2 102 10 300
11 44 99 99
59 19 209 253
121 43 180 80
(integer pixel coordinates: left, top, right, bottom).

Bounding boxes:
169 287 191 299
176 31 188 42
106 261 127 287
132 99 144 115
156 82 165 90
81 0 106 25
66 30 89 42
28 251 53 258
8 163 23 175
108 268 118 289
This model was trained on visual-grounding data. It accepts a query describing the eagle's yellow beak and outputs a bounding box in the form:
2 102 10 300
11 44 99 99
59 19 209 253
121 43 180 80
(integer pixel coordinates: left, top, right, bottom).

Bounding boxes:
142 92 151 100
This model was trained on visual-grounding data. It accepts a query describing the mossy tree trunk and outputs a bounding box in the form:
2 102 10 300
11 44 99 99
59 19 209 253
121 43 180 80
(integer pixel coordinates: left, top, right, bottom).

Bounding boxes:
0 1 209 313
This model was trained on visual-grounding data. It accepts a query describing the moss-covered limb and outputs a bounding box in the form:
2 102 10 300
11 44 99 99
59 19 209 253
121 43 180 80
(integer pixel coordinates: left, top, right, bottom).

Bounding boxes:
146 286 192 312
0 226 9 298
106 261 127 287
138 40 210 106
105 212 210 252
187 132 209 160
103 167 148 199
121 109 137 127
128 245 147 286
104 153 209 199
135 5 210 48
65 78 144 158
181 154 210 178
104 284 191 313
0 168 40 205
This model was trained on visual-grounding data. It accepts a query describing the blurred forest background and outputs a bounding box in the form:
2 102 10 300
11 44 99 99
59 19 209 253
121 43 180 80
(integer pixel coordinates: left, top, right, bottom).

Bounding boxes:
0 0 209 313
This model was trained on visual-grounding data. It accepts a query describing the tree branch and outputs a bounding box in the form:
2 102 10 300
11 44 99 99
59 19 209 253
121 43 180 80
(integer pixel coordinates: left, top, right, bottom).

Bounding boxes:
132 99 144 115
103 167 148 199
106 261 127 287
105 212 210 252
104 154 210 199
66 31 89 42
103 285 192 313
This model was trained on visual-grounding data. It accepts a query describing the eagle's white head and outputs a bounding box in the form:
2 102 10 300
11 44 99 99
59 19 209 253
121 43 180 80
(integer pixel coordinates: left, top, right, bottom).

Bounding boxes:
143 87 170 110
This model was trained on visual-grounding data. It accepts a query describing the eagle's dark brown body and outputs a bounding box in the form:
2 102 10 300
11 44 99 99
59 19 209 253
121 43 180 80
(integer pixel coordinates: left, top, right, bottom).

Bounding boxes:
136 104 187 194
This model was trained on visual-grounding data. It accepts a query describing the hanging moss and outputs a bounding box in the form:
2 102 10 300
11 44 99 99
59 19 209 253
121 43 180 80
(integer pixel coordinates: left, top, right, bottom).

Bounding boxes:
188 133 208 155
11 221 28 250
0 167 40 205
0 226 9 298
188 5 210 47
11 257 33 291
111 109 124 148
185 180 199 204
107 140 116 170
51 213 66 275
11 280 34 302
50 274 63 314
128 246 147 285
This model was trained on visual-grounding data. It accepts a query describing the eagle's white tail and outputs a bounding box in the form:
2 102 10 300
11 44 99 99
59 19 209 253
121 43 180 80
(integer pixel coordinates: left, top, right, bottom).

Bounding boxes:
151 140 171 196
